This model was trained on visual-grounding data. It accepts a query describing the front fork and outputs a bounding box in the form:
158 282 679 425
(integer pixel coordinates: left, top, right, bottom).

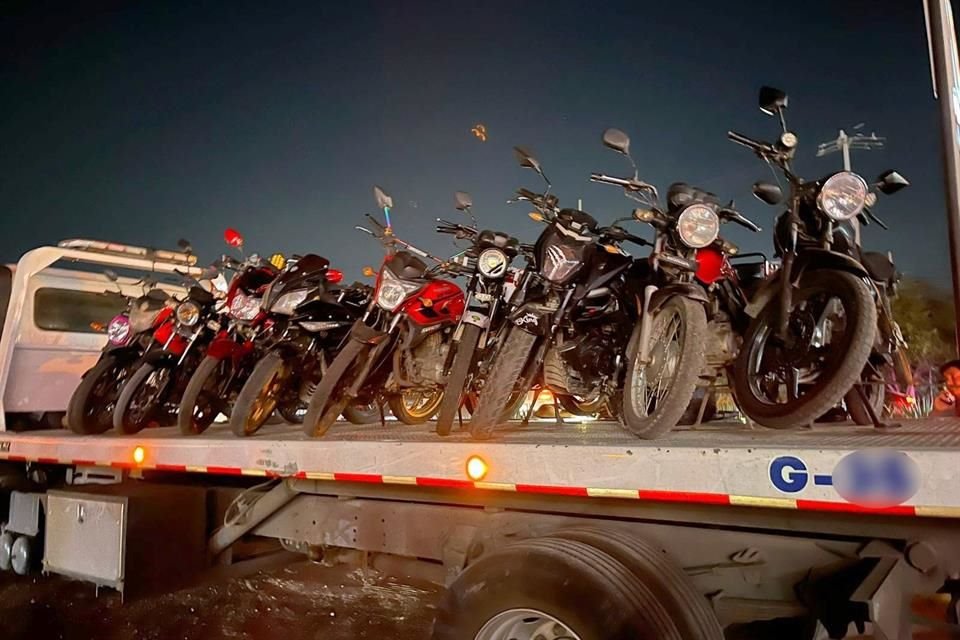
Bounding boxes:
636 285 659 365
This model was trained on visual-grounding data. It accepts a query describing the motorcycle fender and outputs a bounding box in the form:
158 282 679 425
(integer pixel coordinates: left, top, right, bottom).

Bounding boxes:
647 283 709 314
348 319 390 345
461 310 490 329
206 337 239 360
510 307 550 336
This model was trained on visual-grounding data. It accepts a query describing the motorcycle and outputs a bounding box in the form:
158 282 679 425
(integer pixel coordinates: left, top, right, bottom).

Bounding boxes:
302 186 466 437
726 86 907 428
112 269 223 434
228 255 374 437
177 243 280 435
67 273 175 434
593 130 769 435
433 191 527 435
468 145 655 440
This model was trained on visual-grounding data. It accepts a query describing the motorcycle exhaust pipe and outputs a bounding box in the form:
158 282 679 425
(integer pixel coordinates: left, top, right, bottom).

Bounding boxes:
637 285 659 365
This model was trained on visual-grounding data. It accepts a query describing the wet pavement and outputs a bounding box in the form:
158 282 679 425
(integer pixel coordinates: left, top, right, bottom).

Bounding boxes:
0 561 440 640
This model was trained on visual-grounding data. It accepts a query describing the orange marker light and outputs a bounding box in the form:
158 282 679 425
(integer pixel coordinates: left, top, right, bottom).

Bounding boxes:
133 446 145 465
466 455 488 481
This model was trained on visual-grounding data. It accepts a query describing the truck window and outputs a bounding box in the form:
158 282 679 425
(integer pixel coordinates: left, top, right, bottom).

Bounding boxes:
33 287 127 334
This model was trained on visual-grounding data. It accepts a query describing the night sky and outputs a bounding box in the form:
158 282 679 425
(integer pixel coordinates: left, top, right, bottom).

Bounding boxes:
0 0 952 284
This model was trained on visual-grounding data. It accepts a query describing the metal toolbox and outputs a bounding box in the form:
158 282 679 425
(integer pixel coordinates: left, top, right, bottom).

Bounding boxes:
43 483 207 595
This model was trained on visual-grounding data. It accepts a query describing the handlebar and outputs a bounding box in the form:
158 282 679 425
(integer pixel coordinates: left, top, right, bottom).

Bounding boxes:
727 131 775 156
719 207 762 233
589 173 658 196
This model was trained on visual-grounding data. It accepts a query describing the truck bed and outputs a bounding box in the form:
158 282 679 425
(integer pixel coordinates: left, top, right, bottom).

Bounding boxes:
2 418 959 518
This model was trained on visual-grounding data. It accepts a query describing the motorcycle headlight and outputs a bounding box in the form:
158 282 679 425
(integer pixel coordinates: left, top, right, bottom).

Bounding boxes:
107 314 131 345
376 268 422 311
541 242 584 284
270 289 310 316
477 248 509 279
175 301 200 327
677 204 720 248
229 292 261 321
818 171 868 221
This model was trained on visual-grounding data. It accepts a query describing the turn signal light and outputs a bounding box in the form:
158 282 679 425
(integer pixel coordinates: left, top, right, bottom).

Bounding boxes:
466 455 488 481
362 266 376 277
132 446 145 465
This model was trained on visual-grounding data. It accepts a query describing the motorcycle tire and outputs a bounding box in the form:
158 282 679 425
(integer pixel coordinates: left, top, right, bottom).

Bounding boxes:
436 324 482 436
178 356 230 435
67 355 132 435
388 390 443 425
303 339 368 438
343 402 380 425
621 296 707 439
230 353 287 437
469 328 538 440
732 270 877 429
845 373 886 427
113 363 169 434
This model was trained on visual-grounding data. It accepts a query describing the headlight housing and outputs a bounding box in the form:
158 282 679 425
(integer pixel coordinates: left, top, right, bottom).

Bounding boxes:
270 289 309 315
818 171 868 221
677 204 720 248
541 242 584 284
229 292 261 321
477 248 509 279
376 268 422 311
107 314 131 345
175 301 200 327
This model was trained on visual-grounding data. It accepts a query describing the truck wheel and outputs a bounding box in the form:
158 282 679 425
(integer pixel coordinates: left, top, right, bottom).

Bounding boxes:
553 528 723 639
436 324 482 436
11 535 33 575
432 536 682 640
0 531 13 571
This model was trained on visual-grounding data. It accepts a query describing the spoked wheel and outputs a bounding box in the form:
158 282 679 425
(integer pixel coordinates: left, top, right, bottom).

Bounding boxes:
733 270 877 429
114 364 172 434
388 389 443 425
67 355 134 434
179 356 233 435
621 297 706 439
230 353 288 437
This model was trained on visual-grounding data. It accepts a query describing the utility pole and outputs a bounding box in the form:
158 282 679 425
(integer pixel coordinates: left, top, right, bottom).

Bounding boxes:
924 0 960 356
816 126 886 171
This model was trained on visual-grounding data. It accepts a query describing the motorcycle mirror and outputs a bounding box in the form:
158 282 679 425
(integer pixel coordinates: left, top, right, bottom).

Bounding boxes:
528 211 544 222
200 266 219 280
104 269 119 282
362 266 376 277
602 128 631 156
224 228 244 248
177 238 193 254
513 146 543 174
758 86 788 116
876 170 910 195
752 181 783 206
454 191 473 211
373 185 394 210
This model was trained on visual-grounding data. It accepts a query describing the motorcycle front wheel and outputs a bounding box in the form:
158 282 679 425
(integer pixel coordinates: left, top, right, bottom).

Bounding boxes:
230 353 288 437
179 356 232 435
436 324 483 436
113 363 172 434
621 296 707 439
67 355 134 435
469 328 538 440
732 270 877 429
303 340 369 438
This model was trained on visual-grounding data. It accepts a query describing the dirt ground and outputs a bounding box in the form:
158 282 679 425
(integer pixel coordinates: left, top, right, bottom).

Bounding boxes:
0 560 441 640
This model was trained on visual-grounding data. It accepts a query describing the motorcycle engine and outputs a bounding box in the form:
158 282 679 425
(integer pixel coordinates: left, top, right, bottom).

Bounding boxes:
402 331 449 386
705 315 739 368
544 327 620 396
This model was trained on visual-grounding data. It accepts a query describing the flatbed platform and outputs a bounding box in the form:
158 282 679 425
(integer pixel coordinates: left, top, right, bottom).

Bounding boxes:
2 418 959 518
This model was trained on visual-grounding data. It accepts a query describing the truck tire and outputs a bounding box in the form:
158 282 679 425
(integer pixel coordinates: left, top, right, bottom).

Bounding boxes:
230 353 286 437
436 324 482 436
11 535 32 575
432 536 682 640
67 355 130 435
0 531 13 571
469 328 537 440
553 527 723 640
622 296 707 439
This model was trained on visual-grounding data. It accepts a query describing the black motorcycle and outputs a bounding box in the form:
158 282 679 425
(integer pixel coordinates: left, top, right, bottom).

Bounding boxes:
433 191 527 435
229 254 373 436
727 86 907 428
468 146 654 440
590 129 761 438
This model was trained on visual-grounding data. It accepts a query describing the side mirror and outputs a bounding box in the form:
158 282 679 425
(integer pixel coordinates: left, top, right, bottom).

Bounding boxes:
876 170 910 195
104 269 119 282
752 181 783 206
454 191 473 211
224 228 244 248
177 238 193 254
602 128 631 155
373 185 393 210
513 146 543 174
758 86 788 116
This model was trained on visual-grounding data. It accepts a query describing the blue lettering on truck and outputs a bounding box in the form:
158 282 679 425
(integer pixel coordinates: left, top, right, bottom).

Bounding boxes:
769 450 920 507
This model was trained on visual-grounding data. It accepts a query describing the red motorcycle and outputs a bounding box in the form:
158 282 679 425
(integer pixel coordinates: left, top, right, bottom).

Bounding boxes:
302 186 465 437
177 230 280 435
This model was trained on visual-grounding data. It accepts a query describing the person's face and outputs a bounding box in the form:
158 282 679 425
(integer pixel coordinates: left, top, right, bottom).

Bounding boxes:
945 367 960 397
